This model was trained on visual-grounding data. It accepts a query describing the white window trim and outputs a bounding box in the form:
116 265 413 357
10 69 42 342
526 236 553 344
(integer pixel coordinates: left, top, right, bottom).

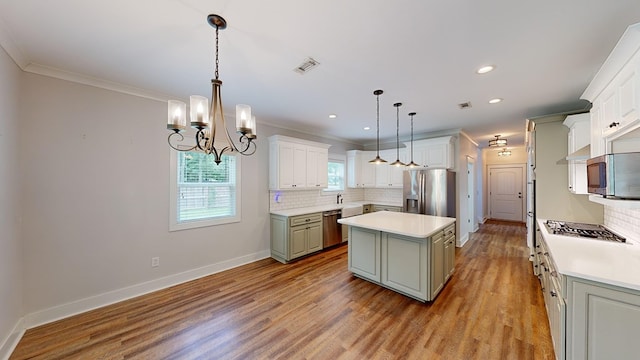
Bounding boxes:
323 153 346 195
169 148 241 231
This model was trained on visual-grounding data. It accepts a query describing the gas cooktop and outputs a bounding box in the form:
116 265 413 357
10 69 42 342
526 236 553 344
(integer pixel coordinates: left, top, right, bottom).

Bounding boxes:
544 220 626 243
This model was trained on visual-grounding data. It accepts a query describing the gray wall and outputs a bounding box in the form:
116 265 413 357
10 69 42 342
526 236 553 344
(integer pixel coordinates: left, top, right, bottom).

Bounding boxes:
0 45 23 353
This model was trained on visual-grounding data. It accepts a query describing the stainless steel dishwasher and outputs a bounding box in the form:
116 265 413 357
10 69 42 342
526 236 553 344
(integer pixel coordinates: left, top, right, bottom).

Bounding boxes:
322 210 342 248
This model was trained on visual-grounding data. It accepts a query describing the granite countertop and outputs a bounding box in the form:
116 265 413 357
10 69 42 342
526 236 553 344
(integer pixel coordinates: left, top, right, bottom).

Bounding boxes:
270 201 402 217
338 211 455 238
538 219 640 291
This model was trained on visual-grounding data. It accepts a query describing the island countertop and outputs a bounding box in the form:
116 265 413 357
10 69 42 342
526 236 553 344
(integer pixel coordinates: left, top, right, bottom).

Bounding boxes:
338 211 455 238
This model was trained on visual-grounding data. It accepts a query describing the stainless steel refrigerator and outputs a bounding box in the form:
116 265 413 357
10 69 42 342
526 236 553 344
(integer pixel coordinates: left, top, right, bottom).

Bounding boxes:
403 169 456 218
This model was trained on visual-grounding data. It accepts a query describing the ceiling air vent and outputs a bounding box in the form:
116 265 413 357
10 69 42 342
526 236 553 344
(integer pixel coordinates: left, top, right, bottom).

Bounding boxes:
294 57 320 74
458 101 472 109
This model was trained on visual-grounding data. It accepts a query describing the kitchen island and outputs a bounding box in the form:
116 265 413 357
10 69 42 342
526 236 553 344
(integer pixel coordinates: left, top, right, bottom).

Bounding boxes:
338 211 455 302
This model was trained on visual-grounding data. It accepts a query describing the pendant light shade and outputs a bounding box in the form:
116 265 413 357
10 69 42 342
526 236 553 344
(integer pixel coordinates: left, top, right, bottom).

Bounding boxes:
369 90 387 164
390 102 405 167
406 112 420 168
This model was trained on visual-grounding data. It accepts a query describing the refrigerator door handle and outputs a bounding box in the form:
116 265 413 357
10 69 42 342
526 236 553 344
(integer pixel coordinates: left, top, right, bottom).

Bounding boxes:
419 172 426 214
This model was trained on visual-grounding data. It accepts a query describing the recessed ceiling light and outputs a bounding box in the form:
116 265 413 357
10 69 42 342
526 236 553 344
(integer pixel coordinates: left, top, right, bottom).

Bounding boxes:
476 65 495 74
489 98 503 104
364 126 371 130
328 114 337 119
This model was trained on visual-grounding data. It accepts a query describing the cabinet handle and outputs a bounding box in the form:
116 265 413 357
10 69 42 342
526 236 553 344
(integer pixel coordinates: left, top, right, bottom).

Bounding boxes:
551 271 558 277
609 121 620 128
550 290 557 297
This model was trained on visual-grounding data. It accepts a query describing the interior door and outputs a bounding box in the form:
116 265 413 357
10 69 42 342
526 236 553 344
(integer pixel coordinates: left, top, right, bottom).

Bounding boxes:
489 166 524 222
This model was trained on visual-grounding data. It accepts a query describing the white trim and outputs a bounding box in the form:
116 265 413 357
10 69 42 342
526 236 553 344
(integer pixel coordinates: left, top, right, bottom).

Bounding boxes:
458 233 469 247
0 318 25 360
22 250 270 329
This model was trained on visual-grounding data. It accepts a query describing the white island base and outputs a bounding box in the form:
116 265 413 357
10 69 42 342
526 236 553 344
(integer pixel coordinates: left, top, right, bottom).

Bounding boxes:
339 212 456 302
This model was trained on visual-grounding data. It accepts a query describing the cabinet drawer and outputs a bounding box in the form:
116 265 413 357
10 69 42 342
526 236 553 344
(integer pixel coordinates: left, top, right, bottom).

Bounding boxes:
444 224 455 238
290 213 322 226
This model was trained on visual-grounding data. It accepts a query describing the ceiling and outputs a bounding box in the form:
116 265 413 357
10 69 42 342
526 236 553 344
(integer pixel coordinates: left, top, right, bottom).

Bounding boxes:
1 1 640 148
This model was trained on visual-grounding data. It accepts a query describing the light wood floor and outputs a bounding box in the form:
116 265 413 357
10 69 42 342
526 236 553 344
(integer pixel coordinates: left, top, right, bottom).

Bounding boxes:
11 220 554 359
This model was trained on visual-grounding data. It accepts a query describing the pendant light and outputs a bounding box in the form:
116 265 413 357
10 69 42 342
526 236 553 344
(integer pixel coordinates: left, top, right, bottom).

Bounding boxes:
406 112 420 168
369 90 387 164
390 102 405 167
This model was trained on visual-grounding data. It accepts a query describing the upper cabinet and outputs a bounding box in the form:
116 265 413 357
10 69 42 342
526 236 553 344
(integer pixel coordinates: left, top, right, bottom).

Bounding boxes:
347 150 376 188
582 23 640 158
269 135 331 190
405 136 455 169
563 113 590 194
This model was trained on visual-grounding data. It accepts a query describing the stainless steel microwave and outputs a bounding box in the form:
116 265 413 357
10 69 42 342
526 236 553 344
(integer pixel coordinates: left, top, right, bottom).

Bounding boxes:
587 153 640 199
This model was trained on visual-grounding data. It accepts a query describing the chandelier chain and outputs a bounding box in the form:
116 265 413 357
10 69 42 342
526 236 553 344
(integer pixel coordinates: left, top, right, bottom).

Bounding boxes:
214 25 220 80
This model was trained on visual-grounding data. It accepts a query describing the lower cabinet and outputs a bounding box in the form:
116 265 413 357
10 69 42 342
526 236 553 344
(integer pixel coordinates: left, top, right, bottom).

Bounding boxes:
567 278 640 360
348 222 455 302
270 213 323 263
371 204 403 212
444 223 455 281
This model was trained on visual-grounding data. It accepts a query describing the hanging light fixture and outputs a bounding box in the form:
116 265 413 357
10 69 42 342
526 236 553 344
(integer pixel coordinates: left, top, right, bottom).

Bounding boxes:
488 134 507 147
166 14 257 165
498 148 512 156
390 102 405 167
406 112 420 168
369 90 387 164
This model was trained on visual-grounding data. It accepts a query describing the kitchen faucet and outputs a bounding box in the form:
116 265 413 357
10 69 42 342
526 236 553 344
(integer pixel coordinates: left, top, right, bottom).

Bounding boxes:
336 193 343 204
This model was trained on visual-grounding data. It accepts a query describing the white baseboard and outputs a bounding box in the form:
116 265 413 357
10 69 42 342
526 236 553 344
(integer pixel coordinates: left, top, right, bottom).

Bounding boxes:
458 233 469 247
23 250 271 329
0 317 25 360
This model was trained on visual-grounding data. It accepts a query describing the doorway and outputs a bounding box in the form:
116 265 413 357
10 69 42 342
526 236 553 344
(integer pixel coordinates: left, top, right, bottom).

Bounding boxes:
488 165 525 222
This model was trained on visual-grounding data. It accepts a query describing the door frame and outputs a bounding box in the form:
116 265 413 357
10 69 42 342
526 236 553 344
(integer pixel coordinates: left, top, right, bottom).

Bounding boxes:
487 164 526 222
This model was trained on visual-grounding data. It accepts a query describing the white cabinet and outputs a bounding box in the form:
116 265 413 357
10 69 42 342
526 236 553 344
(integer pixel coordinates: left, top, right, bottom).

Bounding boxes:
443 223 455 281
567 278 640 360
269 135 330 190
404 136 455 169
582 24 640 158
538 235 565 360
306 146 328 188
374 149 406 188
347 150 375 188
563 113 590 194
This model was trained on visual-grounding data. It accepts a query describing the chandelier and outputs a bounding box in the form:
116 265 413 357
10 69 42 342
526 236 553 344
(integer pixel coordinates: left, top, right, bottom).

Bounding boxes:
166 14 257 165
488 134 507 147
390 102 405 167
498 148 512 156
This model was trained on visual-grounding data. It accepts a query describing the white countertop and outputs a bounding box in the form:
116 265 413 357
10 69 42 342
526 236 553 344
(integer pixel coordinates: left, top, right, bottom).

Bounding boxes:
338 211 455 238
270 201 402 217
538 219 640 291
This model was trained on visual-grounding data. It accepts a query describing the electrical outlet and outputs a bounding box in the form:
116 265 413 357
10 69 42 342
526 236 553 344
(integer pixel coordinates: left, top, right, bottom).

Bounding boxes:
151 257 160 268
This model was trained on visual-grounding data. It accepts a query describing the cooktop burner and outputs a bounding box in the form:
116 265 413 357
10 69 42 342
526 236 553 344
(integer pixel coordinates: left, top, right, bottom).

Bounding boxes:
544 220 626 243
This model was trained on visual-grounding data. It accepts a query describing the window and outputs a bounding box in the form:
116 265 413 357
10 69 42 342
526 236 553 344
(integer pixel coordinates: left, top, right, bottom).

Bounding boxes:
325 156 345 192
170 151 241 231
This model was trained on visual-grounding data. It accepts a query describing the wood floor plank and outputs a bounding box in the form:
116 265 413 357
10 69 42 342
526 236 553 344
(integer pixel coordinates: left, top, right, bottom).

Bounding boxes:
10 220 554 359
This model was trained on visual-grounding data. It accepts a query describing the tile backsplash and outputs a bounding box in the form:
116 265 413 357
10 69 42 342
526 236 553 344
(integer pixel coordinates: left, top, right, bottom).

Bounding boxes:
268 188 404 211
269 188 364 211
604 206 640 240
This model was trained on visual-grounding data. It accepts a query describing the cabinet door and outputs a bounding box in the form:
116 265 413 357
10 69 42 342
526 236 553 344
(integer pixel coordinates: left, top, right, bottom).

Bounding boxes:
381 233 428 300
430 232 445 299
590 104 605 158
292 144 307 187
290 226 308 259
568 279 640 360
374 151 392 187
277 142 307 189
307 223 323 253
306 147 328 188
348 227 381 282
444 237 455 281
360 154 376 187
347 151 361 188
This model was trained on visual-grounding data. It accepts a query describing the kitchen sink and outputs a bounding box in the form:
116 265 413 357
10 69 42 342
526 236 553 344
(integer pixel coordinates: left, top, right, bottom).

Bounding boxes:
341 204 363 218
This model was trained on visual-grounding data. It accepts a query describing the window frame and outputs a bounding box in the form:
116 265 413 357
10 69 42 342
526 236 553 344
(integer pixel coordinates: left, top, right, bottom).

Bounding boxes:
169 148 241 231
323 153 346 194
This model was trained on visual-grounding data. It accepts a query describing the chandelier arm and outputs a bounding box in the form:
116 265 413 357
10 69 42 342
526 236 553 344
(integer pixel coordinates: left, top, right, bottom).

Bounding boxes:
193 129 211 153
236 135 257 155
167 132 198 152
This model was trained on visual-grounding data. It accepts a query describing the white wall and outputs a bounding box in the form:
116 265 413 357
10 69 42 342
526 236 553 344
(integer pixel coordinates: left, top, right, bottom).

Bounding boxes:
456 134 480 246
0 46 23 354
